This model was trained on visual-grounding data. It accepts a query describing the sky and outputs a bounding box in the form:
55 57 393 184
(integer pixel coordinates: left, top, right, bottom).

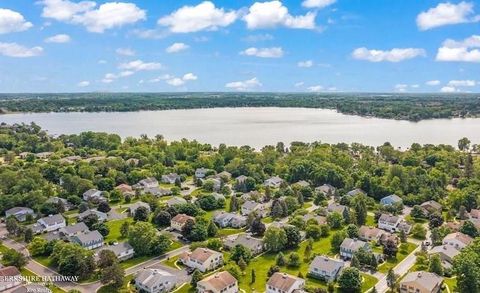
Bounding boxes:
0 0 479 93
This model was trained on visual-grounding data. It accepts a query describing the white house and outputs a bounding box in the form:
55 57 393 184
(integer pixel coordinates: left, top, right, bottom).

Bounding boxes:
96 242 135 261
380 194 403 206
308 256 345 282
378 214 402 233
71 230 104 250
442 232 473 250
340 238 370 259
264 176 284 188
161 173 180 184
171 214 195 231
5 207 35 222
195 168 210 179
213 212 247 228
197 271 238 293
138 177 159 189
135 268 177 293
180 248 223 272
266 272 305 293
241 200 269 217
82 189 104 202
37 214 66 232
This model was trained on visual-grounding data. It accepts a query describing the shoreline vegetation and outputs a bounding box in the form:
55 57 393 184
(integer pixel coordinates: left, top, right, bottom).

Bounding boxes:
1 92 480 121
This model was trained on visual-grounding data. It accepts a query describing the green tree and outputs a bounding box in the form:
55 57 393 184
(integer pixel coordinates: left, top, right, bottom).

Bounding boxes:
428 254 444 276
191 269 203 288
386 269 397 292
338 267 362 292
97 250 118 269
28 237 48 256
264 227 287 252
2 249 27 269
100 263 124 288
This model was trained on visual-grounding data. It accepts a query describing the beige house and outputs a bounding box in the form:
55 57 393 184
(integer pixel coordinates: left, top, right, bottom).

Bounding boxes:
442 232 473 250
197 271 238 293
400 271 443 293
266 272 305 293
180 248 223 272
170 214 195 231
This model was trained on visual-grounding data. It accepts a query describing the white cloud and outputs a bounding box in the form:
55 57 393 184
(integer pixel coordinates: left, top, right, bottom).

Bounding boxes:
425 80 441 86
0 8 33 34
244 1 316 30
116 48 135 56
119 70 134 77
166 42 190 53
440 86 458 93
297 60 313 68
394 84 408 92
352 47 426 62
40 0 146 33
294 81 304 87
44 34 71 43
308 85 323 92
416 1 479 31
240 47 284 58
436 35 480 62
158 1 237 33
98 59 107 64
183 73 197 81
77 80 90 87
411 84 420 89
148 74 173 83
166 77 185 86
118 60 162 71
447 79 476 87
0 42 43 58
243 34 274 42
302 0 336 9
225 77 262 91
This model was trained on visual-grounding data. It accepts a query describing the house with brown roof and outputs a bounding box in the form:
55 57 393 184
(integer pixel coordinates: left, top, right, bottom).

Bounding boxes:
442 232 473 250
0 266 22 291
420 200 442 215
223 234 264 255
400 271 443 293
170 214 195 231
266 272 305 293
197 271 238 293
115 184 134 196
358 226 387 243
378 213 402 232
180 247 224 272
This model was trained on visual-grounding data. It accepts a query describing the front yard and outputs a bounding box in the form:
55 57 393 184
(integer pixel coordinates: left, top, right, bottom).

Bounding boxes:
378 242 417 273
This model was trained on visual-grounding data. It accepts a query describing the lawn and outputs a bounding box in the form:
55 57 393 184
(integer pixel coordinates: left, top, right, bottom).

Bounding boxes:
174 283 194 293
237 232 336 292
120 255 152 269
378 242 417 273
98 275 134 293
20 268 66 293
405 215 428 224
162 254 181 269
217 228 244 237
444 277 457 293
262 217 273 224
105 218 133 243
33 254 52 268
366 214 375 226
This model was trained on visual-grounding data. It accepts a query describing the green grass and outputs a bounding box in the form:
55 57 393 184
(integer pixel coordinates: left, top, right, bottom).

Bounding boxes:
33 255 52 268
105 218 133 243
174 283 194 293
20 268 66 293
361 273 379 292
237 232 335 292
0 244 10 254
444 277 457 293
405 215 428 224
120 255 152 269
378 242 417 273
366 214 375 226
98 275 134 293
217 228 244 237
162 255 181 269
262 217 273 224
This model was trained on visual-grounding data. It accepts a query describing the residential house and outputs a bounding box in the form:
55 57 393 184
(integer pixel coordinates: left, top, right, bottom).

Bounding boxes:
308 256 345 282
428 245 460 269
195 168 210 179
303 214 327 225
129 201 151 216
315 184 336 196
138 177 159 189
144 187 172 197
59 155 81 164
358 226 387 243
378 214 402 233
35 152 53 159
223 234 264 255
180 248 224 272
197 271 238 293
327 203 349 218
59 222 90 238
236 175 248 185
82 189 105 202
71 230 104 250
37 214 66 232
469 209 480 220
5 207 34 222
77 209 108 222
171 214 195 231
241 201 269 217
166 196 187 207
161 173 180 184
126 158 139 166
400 271 443 293
397 221 412 234
135 268 177 293
346 188 365 197
442 232 473 250
294 180 310 188
420 200 442 215
380 194 403 206
216 171 232 181
266 272 305 293
0 266 22 292
46 197 73 211
339 238 370 259
96 242 135 261
115 184 134 196
264 176 284 188
213 212 247 228
208 178 222 192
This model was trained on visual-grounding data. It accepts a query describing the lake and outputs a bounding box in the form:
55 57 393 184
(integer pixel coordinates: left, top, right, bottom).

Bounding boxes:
1 107 480 149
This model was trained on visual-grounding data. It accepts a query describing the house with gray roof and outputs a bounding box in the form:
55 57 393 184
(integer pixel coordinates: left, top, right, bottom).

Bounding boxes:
46 197 73 210
428 245 460 269
135 268 177 293
380 194 403 206
303 214 327 225
400 271 443 293
378 213 402 232
5 207 35 222
129 201 151 216
223 234 264 255
59 222 90 238
340 238 370 259
138 177 159 189
96 242 135 261
195 168 210 179
241 200 269 217
144 187 172 197
308 256 345 282
161 173 180 184
37 214 66 232
77 209 108 222
315 184 336 196
71 230 104 250
213 212 247 228
264 176 284 188
166 196 187 207
82 189 105 202
346 188 365 197
327 203 349 218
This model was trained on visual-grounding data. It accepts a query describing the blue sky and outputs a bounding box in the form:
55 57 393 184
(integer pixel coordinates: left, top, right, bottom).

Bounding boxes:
0 0 479 93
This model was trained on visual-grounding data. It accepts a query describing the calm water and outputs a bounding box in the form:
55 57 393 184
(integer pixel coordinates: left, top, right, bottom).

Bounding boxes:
1 107 480 149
